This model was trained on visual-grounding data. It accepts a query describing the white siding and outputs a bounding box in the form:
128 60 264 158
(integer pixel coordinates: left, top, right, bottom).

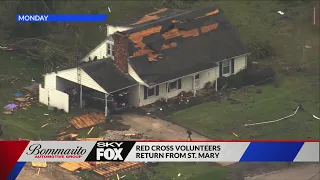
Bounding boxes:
234 55 247 73
39 84 69 113
56 68 106 93
137 68 218 107
198 68 218 88
82 41 107 62
44 72 57 90
106 26 132 36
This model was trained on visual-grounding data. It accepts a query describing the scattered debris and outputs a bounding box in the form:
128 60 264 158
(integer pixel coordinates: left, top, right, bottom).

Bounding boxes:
44 114 49 116
87 127 94 135
232 132 239 137
244 105 300 126
277 11 284 15
59 162 92 172
41 123 49 128
178 173 181 177
37 168 41 175
15 97 27 102
57 133 78 140
4 103 18 110
31 162 47 168
94 162 144 178
14 92 23 97
76 138 104 141
3 111 13 115
69 112 105 129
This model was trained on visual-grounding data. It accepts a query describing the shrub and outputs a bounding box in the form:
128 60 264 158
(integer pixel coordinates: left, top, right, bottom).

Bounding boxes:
217 64 276 90
242 64 276 85
247 41 275 60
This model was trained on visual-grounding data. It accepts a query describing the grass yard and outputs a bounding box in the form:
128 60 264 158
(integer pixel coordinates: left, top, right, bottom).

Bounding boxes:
170 1 320 140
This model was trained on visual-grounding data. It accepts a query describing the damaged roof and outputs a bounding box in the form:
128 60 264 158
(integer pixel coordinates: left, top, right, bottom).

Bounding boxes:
81 58 137 93
123 6 248 85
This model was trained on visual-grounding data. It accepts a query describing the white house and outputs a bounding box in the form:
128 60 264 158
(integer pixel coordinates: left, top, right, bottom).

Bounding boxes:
40 6 249 116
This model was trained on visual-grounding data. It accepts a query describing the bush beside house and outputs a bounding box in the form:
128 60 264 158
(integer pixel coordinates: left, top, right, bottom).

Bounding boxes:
218 63 276 89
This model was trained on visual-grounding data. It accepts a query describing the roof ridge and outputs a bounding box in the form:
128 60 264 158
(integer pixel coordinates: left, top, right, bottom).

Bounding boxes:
126 7 200 31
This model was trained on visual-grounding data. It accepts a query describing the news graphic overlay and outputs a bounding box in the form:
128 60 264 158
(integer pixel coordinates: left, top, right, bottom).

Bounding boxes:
0 141 319 180
16 14 108 22
85 141 136 161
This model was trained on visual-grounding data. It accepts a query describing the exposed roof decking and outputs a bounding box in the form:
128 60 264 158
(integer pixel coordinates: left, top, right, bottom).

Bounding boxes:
124 6 248 85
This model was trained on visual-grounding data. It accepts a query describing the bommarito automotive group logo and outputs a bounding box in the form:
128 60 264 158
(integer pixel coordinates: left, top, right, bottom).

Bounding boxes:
26 143 87 159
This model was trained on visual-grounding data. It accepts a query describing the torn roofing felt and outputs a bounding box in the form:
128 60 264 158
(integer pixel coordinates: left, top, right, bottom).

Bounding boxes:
124 6 248 85
81 58 137 93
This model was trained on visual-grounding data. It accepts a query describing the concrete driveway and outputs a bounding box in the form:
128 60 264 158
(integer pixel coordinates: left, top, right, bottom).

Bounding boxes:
120 114 209 140
245 164 320 180
118 114 235 166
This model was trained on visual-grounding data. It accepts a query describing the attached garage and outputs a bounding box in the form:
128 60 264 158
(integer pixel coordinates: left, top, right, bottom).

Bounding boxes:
40 58 137 117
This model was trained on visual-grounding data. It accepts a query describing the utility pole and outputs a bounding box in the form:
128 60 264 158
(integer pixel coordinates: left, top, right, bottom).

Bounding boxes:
76 31 82 108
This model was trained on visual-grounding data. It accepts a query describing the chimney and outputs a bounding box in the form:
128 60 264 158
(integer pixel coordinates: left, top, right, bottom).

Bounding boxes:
113 32 129 73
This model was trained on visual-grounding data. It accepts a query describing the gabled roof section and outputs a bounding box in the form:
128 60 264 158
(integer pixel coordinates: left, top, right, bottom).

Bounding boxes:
123 6 248 85
81 59 137 93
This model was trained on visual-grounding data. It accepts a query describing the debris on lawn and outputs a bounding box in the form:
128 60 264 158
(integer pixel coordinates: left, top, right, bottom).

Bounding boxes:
44 113 49 116
244 105 300 126
76 138 104 141
59 162 92 171
13 92 23 97
57 133 78 140
4 103 18 110
41 123 50 128
15 97 27 102
87 127 94 135
93 162 144 178
69 112 105 129
60 162 144 178
3 110 13 115
232 132 239 137
31 162 47 168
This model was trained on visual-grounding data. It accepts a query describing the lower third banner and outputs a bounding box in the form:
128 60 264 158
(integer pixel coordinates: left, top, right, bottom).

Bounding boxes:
14 140 320 162
0 140 319 180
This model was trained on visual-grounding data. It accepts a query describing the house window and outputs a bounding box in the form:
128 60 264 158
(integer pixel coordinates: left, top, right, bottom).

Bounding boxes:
222 60 230 75
144 85 159 99
167 79 182 92
169 81 178 91
195 74 200 79
147 87 155 97
107 44 111 55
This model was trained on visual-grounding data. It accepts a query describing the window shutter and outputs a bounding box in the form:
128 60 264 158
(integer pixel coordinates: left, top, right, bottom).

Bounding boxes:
178 79 182 89
231 58 235 74
156 85 159 96
219 62 222 77
144 86 147 99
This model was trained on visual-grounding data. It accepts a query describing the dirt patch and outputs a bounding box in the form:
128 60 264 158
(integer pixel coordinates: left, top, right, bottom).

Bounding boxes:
17 163 79 180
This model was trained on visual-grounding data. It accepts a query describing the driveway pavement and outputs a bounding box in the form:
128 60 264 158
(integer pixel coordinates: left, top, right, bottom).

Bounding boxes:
245 164 320 180
120 114 235 166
